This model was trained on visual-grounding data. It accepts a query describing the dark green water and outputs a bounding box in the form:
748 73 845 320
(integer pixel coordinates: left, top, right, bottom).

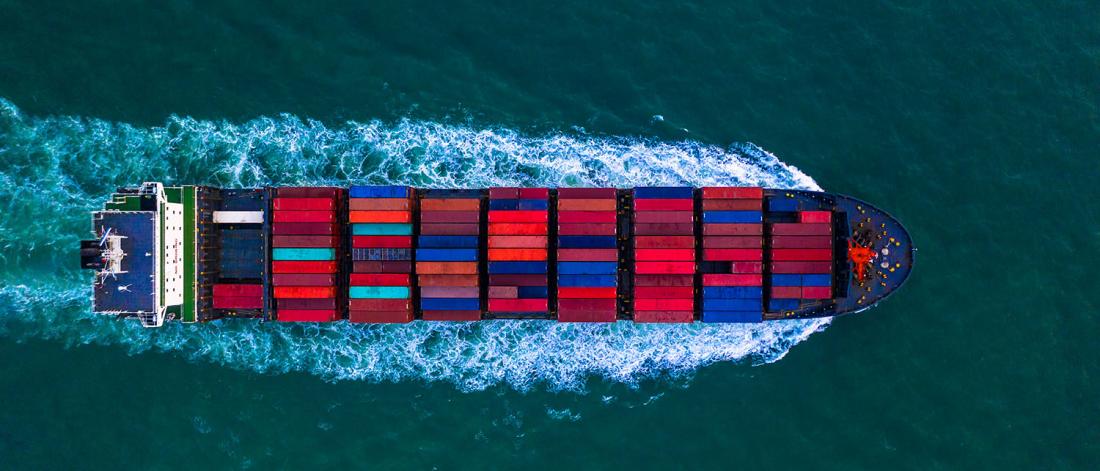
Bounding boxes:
1 0 1098 468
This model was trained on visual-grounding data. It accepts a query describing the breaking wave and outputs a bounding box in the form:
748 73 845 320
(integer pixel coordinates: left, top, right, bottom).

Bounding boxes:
0 98 828 392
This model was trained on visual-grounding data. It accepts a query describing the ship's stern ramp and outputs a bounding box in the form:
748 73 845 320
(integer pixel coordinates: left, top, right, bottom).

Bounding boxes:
832 194 915 315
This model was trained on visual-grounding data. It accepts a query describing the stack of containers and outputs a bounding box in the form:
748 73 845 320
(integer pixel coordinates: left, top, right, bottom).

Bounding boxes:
632 187 695 323
417 190 482 321
212 283 263 309
769 210 834 311
556 188 619 322
347 186 414 323
700 187 765 323
487 188 550 315
271 187 341 322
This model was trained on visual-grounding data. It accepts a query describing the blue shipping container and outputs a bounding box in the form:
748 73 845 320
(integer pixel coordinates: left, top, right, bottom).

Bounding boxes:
418 236 478 248
768 299 801 311
703 299 763 311
557 275 617 287
421 297 480 311
633 187 693 199
767 198 799 212
516 199 549 210
489 199 518 210
558 261 618 275
488 261 548 274
558 236 616 248
517 286 549 298
702 211 763 223
349 185 410 198
770 274 803 287
415 248 478 262
702 311 762 323
702 287 763 299
802 274 832 286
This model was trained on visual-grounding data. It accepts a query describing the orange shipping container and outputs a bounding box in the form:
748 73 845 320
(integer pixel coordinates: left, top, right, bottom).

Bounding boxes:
420 198 480 211
416 261 478 275
488 235 548 248
488 248 548 261
557 199 617 211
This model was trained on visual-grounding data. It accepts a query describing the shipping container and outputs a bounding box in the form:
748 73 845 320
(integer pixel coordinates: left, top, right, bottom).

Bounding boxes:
635 261 695 274
349 198 410 211
488 187 519 199
730 261 764 273
768 299 801 311
635 298 694 311
801 286 832 299
350 273 410 286
557 287 617 298
488 248 548 261
274 235 339 248
213 284 263 297
771 249 833 261
488 223 547 235
275 187 339 198
702 299 762 311
273 211 336 224
771 223 832 236
701 311 761 323
348 299 410 311
273 222 337 235
633 223 694 235
419 223 479 235
421 298 480 311
633 211 694 224
273 286 336 298
488 261 548 274
349 211 412 224
770 236 833 248
701 236 762 249
519 188 549 199
349 286 410 299
421 286 479 298
557 261 616 275
212 296 263 309
351 223 412 236
488 210 548 223
702 274 763 286
489 274 550 286
634 286 693 298
420 235 479 248
421 211 480 224
558 211 616 224
634 236 694 249
558 236 616 248
277 309 338 322
557 188 617 199
273 274 336 286
273 198 335 211
487 235 547 248
416 262 478 275
702 286 763 298
488 286 519 298
421 311 482 321
557 224 617 236
702 223 763 236
701 187 763 199
767 198 800 212
799 211 832 223
633 311 693 323
633 187 693 199
416 248 478 261
557 248 618 261
703 248 763 261
272 248 336 261
634 248 694 261
558 299 617 310
770 261 833 273
280 298 338 310
348 310 413 324
771 286 802 298
420 199 480 211
349 185 410 198
633 199 693 211
557 199 617 211
557 310 617 322
701 199 764 211
418 274 480 286
633 274 694 286
488 299 547 312
352 235 413 248
272 261 337 274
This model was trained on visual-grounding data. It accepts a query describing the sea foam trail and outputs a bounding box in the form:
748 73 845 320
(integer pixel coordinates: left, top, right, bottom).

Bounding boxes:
0 98 829 392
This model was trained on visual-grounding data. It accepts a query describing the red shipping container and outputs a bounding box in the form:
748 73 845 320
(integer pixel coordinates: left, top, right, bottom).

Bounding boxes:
349 310 413 324
350 273 409 286
213 284 263 297
272 261 337 273
382 261 413 273
279 298 337 310
558 223 616 236
557 310 617 322
635 298 694 311
489 299 548 312
353 261 383 272
349 211 412 224
420 223 479 235
633 199 692 211
704 248 764 261
557 287 617 298
273 286 336 298
417 262 477 275
771 223 832 236
557 248 618 261
273 274 336 286
422 286 479 298
702 274 763 286
801 286 833 299
489 210 548 223
488 235 547 248
558 199 617 211
558 188 617 199
634 211 693 224
421 211 479 223
701 187 763 199
770 236 833 249
272 222 336 235
730 262 764 274
558 211 616 224
276 309 337 322
419 274 480 286
771 249 833 261
701 199 763 211
702 236 762 249
276 187 339 198
488 274 547 286
273 211 335 223
559 299 617 310
488 223 547 235
633 223 694 235
634 274 694 286
273 235 339 248
635 249 695 261
422 310 482 321
634 286 693 298
489 286 518 298
635 236 694 249
489 248 547 261
212 296 263 309
634 311 693 323
420 199 480 211
349 299 410 311
489 187 520 199
273 198 335 211
770 261 833 274
702 223 762 236
519 188 549 199
352 235 413 249
799 211 832 223
771 286 802 299
349 198 410 211
635 261 695 274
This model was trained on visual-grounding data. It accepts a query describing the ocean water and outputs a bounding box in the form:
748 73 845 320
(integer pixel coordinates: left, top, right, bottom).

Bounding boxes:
1 0 1098 469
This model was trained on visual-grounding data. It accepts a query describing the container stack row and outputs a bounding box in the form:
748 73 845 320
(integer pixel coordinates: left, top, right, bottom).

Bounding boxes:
347 186 414 323
768 210 834 311
699 187 765 322
417 191 482 321
556 188 619 322
487 188 550 315
271 187 342 322
632 187 695 323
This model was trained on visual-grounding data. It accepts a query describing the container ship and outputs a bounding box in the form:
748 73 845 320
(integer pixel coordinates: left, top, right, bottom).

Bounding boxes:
79 183 913 327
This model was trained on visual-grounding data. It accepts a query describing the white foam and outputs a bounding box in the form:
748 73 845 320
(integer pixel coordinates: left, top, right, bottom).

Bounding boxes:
0 98 830 392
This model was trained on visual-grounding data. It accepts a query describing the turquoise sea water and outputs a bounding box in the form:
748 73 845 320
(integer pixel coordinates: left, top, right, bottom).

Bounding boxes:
1 1 1098 468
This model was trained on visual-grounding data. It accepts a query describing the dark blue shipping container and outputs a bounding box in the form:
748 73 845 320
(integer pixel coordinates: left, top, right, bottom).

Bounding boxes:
221 229 264 239
488 261 548 274
488 199 518 210
801 274 832 286
352 248 413 261
633 187 693 199
767 198 799 212
768 299 801 311
558 275 617 287
702 287 763 298
517 286 549 298
770 274 803 287
516 199 549 210
701 211 763 223
703 299 763 311
349 185 410 198
702 311 762 323
558 261 618 275
418 236 478 248
415 248 478 261
421 297 480 311
558 236 616 248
